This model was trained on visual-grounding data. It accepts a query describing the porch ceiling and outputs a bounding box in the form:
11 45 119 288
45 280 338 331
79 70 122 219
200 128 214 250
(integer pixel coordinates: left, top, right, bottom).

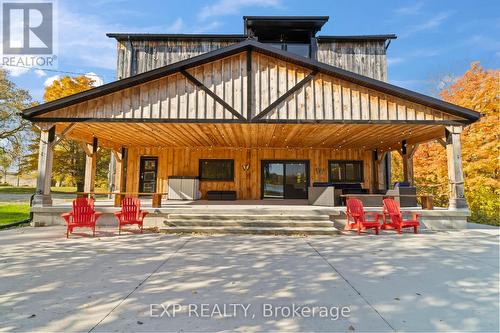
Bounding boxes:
56 122 444 152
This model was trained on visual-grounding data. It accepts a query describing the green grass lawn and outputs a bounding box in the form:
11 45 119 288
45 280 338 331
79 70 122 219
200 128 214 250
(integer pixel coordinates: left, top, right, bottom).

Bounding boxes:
0 203 30 226
0 186 109 194
0 186 78 194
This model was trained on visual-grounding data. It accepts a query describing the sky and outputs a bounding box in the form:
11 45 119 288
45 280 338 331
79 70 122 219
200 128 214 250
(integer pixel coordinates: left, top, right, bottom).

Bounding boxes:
3 0 500 102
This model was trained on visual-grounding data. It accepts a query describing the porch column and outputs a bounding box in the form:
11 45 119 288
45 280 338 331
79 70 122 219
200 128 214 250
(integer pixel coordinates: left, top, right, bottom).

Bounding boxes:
371 150 378 193
445 126 468 209
375 151 387 191
112 148 127 193
107 151 116 198
401 140 417 185
83 137 98 193
32 125 55 207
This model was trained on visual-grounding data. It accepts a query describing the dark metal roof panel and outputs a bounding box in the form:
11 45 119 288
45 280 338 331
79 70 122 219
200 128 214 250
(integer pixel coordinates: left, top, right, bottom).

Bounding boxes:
106 33 247 41
317 34 397 42
22 39 480 123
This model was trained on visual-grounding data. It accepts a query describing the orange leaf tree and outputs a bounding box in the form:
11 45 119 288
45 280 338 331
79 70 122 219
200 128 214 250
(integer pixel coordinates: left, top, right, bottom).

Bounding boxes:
408 63 499 225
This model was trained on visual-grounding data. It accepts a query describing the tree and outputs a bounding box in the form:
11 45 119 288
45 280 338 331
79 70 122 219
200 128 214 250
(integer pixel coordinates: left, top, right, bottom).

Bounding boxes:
407 63 499 225
0 150 12 183
0 68 34 156
20 75 111 191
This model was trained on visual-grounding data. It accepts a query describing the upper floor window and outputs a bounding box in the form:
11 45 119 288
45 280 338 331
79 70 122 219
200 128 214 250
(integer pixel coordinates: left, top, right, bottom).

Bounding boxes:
264 42 311 58
286 43 311 58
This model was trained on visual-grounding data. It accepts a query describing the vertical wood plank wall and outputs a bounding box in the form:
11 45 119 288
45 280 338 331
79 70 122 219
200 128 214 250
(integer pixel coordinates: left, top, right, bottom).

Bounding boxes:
125 147 372 199
116 39 388 81
116 40 241 79
316 41 388 81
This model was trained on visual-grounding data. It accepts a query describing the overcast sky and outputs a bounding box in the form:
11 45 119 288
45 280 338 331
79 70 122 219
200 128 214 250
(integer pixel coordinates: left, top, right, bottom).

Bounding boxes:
3 0 500 102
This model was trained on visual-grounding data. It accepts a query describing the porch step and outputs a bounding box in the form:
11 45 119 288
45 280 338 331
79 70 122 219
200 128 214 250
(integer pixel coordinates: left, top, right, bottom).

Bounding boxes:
166 214 332 221
160 213 338 235
165 219 334 228
160 226 340 235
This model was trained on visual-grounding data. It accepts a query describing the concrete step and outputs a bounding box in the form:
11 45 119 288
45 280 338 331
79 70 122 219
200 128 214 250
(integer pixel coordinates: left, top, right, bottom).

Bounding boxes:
160 226 340 235
164 219 334 228
166 214 332 221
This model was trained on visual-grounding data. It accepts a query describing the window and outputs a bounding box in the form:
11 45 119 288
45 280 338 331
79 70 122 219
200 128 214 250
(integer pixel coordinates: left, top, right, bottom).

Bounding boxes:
328 160 364 183
286 43 311 58
199 159 234 181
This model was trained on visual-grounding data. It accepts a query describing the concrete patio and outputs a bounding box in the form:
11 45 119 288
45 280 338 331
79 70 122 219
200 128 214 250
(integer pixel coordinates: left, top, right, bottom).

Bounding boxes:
0 226 498 332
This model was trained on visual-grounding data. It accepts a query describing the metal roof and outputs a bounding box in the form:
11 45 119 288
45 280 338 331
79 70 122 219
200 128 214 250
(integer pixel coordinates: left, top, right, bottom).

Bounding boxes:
22 39 480 123
317 34 397 42
106 33 247 41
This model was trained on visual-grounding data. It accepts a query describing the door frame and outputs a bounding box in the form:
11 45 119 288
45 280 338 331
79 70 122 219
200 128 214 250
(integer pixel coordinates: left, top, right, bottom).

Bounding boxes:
138 156 158 193
260 160 310 199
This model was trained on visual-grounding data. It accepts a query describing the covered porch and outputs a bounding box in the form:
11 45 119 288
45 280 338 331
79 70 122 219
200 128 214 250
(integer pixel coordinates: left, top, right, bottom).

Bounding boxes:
21 41 479 230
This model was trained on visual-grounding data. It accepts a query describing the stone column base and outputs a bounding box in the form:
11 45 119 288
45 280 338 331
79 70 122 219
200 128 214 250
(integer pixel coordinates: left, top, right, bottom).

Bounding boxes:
448 198 468 210
32 194 53 207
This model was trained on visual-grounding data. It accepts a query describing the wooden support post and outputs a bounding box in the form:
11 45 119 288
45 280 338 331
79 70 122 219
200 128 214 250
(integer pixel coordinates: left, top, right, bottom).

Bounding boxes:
83 137 98 194
108 151 116 198
376 151 388 191
445 126 468 209
33 125 55 207
371 150 378 193
401 140 418 185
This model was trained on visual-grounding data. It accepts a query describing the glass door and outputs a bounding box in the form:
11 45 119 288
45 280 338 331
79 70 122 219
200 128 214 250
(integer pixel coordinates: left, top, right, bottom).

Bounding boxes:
139 157 158 193
262 161 309 199
263 162 284 198
284 162 308 199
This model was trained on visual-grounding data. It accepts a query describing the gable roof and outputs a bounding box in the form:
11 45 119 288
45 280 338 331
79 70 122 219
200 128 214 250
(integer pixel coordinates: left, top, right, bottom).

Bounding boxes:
22 39 480 123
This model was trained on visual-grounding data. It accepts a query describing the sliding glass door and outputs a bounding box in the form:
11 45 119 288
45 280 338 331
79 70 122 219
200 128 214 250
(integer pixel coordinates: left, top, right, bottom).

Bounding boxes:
262 161 309 199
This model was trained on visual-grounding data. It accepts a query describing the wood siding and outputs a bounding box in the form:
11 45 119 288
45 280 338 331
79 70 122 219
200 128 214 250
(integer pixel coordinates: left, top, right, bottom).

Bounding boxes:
116 40 238 79
116 39 388 82
38 52 462 123
250 52 458 122
125 146 372 199
316 41 387 81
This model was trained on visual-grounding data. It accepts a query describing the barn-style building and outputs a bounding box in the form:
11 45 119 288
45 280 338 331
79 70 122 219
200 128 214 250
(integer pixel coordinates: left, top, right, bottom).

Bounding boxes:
23 17 479 233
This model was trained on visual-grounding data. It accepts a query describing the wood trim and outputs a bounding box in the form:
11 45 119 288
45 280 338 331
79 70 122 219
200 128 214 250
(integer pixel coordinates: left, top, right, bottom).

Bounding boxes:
32 117 469 126
252 70 318 121
246 50 252 121
180 69 246 121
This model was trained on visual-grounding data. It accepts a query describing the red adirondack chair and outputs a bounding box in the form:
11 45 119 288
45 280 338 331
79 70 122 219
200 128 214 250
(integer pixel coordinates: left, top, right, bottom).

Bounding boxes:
61 198 102 238
382 198 420 234
114 197 148 234
345 198 382 235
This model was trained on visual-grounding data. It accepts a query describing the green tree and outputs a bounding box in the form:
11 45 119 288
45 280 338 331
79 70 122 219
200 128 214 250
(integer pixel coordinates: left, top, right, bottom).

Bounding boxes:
0 68 35 156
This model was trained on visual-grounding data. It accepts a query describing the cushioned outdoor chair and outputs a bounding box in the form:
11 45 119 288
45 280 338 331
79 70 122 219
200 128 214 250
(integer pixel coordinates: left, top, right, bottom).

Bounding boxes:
345 198 382 235
114 197 148 234
61 198 101 238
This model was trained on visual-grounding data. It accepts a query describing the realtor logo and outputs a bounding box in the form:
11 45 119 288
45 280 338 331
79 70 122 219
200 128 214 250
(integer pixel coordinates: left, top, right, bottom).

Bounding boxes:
2 2 53 54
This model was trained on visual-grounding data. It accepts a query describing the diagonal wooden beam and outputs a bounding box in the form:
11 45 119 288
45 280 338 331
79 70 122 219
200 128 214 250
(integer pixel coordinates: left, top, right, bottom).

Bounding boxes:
180 69 246 121
51 123 76 148
252 70 318 121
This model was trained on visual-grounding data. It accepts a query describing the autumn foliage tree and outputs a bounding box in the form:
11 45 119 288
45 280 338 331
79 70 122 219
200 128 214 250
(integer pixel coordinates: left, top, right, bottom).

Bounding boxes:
393 63 499 225
21 75 110 191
